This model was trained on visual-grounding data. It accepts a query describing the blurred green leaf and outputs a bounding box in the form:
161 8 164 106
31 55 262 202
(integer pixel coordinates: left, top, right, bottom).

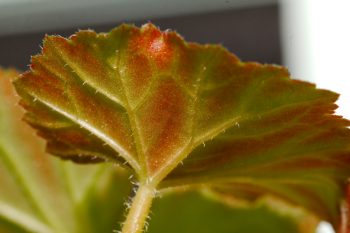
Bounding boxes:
150 191 302 233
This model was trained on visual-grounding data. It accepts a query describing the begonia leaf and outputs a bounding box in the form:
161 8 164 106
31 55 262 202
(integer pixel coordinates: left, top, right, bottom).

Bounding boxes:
13 24 350 230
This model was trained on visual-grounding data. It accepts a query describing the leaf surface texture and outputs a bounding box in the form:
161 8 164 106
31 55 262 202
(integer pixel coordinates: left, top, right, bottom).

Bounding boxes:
0 68 311 233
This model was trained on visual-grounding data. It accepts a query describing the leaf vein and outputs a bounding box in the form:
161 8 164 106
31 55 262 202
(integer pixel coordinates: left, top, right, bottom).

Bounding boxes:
25 93 140 171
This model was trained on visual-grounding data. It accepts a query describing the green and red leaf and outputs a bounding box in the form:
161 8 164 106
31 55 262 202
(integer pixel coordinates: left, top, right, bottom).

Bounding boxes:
13 23 350 230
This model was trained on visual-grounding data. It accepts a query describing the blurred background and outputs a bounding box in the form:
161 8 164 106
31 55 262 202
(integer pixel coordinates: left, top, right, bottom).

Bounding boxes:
0 1 349 232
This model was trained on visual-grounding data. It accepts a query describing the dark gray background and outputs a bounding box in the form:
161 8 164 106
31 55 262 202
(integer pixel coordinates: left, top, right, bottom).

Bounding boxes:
0 5 280 70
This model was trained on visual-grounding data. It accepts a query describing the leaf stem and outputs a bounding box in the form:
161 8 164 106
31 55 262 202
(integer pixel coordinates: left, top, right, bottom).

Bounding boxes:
121 183 155 233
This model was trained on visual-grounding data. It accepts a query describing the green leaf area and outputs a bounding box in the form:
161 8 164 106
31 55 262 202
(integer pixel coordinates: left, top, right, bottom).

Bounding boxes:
12 23 350 231
1 68 304 232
